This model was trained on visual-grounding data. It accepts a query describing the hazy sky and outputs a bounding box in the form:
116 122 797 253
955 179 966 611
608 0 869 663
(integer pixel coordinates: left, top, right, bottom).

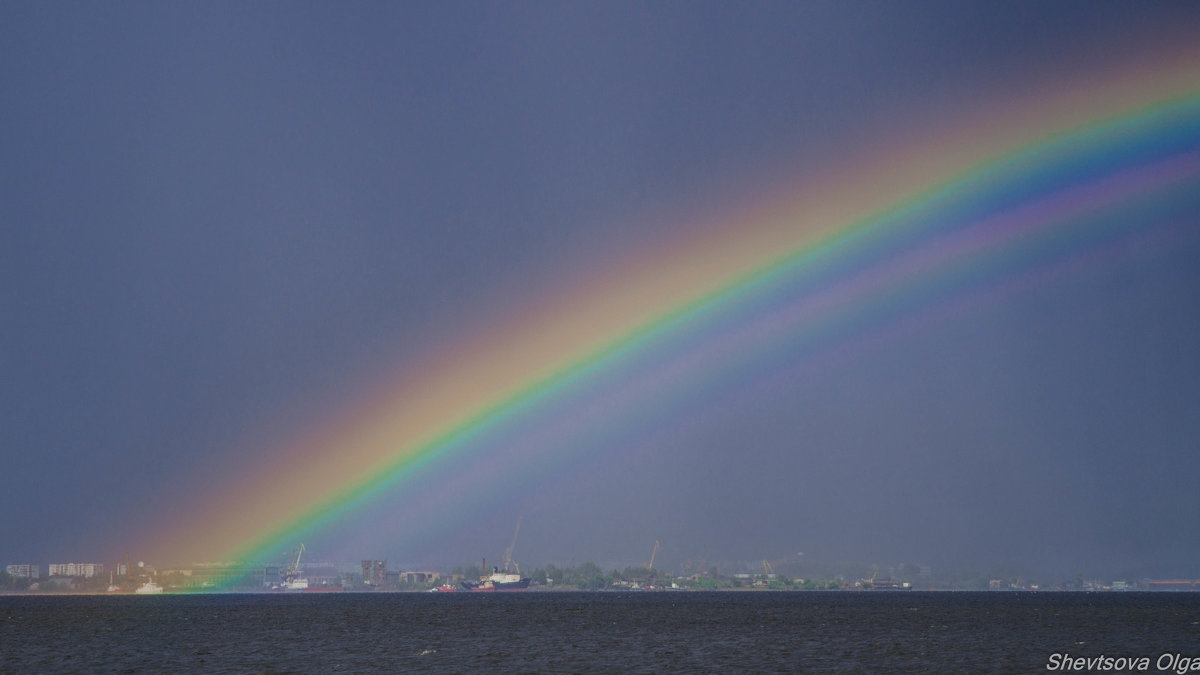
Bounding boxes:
4 1 1200 578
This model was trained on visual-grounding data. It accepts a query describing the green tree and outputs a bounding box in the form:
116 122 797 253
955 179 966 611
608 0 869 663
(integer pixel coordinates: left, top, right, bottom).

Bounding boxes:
576 562 602 580
623 566 654 581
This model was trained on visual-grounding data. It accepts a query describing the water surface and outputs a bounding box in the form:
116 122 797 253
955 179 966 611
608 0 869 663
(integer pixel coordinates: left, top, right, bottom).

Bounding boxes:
3 592 1198 672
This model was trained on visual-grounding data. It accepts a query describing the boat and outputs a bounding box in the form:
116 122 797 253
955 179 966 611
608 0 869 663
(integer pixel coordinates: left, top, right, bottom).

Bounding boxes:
280 543 308 590
434 583 458 592
460 522 532 592
460 559 530 592
460 570 530 592
134 578 164 594
304 584 343 592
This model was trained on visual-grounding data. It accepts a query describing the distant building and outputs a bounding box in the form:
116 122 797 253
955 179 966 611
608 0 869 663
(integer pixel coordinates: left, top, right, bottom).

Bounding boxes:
158 565 275 589
5 564 40 580
48 563 103 578
362 560 386 586
1146 579 1199 591
396 571 440 585
302 564 342 588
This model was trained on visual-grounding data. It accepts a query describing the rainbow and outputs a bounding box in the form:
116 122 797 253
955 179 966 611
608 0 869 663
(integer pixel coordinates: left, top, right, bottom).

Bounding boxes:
150 48 1200 569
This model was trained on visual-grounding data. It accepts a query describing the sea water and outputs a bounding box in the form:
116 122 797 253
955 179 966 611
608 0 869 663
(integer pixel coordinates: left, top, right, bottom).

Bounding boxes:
2 592 1198 672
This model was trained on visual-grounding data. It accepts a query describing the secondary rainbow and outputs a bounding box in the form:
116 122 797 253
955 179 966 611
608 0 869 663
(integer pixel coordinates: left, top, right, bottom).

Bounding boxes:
149 48 1200 568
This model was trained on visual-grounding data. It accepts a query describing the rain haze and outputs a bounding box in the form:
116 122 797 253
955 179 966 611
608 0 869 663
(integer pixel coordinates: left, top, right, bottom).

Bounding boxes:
3 2 1200 582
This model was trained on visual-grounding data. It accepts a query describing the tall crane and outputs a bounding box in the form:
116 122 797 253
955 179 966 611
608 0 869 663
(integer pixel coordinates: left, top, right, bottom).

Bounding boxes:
647 540 659 572
503 517 522 574
762 552 803 577
285 543 306 584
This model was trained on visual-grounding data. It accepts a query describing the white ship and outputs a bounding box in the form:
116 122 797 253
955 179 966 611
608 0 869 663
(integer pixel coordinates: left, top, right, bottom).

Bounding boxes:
134 579 163 594
460 568 531 592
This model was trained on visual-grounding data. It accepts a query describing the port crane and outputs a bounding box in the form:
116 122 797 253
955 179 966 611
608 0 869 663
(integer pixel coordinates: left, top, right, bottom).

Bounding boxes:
760 552 802 577
647 540 659 574
285 543 306 584
858 566 878 589
502 517 522 574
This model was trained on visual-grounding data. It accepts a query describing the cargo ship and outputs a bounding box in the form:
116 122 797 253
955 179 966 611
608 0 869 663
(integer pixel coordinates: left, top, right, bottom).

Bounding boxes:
461 558 530 592
304 584 344 593
134 578 164 594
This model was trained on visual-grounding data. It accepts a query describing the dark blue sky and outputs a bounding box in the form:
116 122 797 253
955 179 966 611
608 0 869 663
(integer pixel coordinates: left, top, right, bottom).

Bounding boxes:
3 1 1200 577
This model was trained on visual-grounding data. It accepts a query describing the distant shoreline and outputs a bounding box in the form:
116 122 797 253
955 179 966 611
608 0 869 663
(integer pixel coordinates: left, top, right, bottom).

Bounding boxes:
1 588 1187 597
